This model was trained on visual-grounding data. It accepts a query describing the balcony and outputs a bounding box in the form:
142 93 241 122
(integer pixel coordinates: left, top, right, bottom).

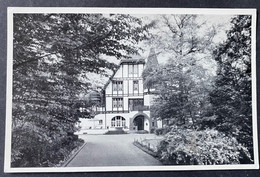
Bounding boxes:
129 105 150 112
96 110 130 114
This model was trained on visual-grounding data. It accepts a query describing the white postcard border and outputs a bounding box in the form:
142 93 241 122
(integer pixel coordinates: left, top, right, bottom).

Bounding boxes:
4 7 259 173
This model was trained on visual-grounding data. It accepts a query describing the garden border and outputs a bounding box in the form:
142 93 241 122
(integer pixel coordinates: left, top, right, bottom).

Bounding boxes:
62 141 87 167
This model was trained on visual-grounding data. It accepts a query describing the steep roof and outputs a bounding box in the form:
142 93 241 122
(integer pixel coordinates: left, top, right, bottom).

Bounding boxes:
120 58 145 65
146 48 159 67
103 57 145 90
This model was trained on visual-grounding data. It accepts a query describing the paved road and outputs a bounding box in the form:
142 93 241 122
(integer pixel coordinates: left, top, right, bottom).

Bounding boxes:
66 134 162 167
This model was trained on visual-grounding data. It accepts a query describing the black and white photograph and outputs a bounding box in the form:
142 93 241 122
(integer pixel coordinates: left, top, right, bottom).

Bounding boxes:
4 8 258 172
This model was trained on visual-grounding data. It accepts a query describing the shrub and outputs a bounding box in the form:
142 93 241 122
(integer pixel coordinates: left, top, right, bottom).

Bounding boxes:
154 126 171 135
154 128 163 135
11 127 84 167
136 130 149 134
157 126 253 165
150 128 155 133
197 115 217 130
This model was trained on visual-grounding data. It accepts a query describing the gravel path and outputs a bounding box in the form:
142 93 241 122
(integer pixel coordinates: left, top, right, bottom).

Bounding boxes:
66 134 162 167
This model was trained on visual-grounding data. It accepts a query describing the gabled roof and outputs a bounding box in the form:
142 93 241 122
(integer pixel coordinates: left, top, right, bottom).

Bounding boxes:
103 58 146 90
120 58 145 65
103 66 119 90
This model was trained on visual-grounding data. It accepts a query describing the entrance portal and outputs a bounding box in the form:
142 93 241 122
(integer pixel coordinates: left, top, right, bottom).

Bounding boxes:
133 115 145 130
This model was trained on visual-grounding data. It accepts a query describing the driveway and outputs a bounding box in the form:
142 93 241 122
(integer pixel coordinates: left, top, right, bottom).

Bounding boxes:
66 134 162 167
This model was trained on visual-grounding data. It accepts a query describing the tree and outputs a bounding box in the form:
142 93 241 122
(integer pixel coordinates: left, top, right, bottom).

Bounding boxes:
146 15 216 126
210 15 253 160
12 13 151 167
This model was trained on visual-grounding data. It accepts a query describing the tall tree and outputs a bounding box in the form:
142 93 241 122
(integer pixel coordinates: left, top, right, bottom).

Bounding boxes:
210 15 253 160
12 13 151 167
147 15 216 126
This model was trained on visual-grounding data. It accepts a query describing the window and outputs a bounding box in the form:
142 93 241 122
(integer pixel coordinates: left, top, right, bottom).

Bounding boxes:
113 81 117 91
116 116 121 127
118 81 123 91
112 98 123 108
122 119 126 127
128 99 144 111
134 65 138 74
99 120 103 125
129 65 138 75
113 81 123 91
129 65 133 74
133 80 139 91
111 116 126 127
111 119 115 127
113 99 117 108
118 98 123 108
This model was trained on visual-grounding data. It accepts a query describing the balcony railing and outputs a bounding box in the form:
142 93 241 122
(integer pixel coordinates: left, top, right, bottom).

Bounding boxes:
129 105 150 112
96 110 130 114
106 93 144 97
93 105 150 115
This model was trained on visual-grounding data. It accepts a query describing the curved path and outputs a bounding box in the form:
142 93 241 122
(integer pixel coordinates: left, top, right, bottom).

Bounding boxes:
66 134 162 167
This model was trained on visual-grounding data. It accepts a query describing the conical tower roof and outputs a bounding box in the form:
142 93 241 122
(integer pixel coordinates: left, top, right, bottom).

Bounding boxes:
146 48 158 67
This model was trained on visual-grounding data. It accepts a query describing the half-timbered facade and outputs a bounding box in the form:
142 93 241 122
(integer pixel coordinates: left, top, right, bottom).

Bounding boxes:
77 50 162 133
93 57 156 132
80 51 162 132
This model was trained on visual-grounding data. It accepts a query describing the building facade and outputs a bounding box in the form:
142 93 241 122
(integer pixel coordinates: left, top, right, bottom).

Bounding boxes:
78 51 163 133
93 58 159 132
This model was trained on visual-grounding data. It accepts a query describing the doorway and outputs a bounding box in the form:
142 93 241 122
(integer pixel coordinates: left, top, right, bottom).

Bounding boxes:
133 115 145 130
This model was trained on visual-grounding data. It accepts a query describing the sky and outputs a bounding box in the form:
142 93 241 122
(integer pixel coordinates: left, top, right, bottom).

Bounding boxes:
135 14 234 64
102 13 234 64
93 14 235 87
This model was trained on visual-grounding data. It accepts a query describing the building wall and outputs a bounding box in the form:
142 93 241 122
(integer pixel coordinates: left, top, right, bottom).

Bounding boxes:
78 118 101 130
106 81 112 95
144 118 150 132
144 94 157 107
94 111 151 130
82 60 161 132
105 63 145 113
79 110 160 133
106 97 112 111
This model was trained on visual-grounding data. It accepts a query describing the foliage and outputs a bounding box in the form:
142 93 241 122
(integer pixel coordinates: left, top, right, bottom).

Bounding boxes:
12 134 84 167
210 15 253 158
154 127 172 135
147 15 216 126
136 130 149 134
197 115 218 130
157 127 253 165
12 13 150 167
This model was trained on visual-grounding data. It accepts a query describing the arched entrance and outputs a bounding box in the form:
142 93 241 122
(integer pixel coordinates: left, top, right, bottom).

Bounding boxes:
133 115 145 130
132 113 151 132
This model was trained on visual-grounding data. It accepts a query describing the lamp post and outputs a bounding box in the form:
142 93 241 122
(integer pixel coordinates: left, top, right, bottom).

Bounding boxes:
102 89 107 129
